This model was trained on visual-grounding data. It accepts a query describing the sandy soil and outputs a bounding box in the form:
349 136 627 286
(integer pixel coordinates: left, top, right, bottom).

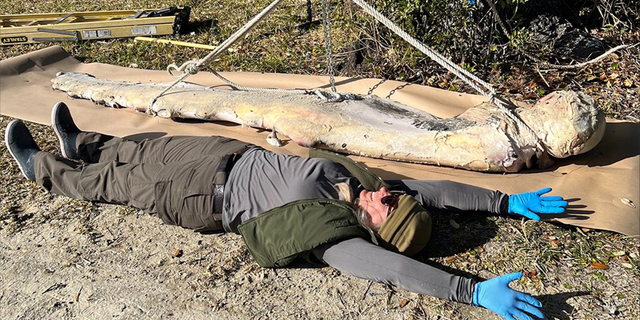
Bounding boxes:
1 119 639 320
0 189 479 320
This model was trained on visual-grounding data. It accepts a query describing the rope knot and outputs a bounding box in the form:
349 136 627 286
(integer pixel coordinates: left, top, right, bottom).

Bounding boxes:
185 62 199 75
167 59 201 78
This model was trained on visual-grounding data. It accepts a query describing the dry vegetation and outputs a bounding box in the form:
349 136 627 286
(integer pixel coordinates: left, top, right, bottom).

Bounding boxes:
1 0 639 319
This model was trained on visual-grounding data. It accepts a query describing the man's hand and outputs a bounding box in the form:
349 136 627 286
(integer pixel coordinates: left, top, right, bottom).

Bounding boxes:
509 188 567 221
473 272 544 320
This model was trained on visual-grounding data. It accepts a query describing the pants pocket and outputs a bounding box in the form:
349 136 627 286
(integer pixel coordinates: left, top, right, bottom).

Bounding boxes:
154 180 177 226
181 193 223 232
154 159 225 232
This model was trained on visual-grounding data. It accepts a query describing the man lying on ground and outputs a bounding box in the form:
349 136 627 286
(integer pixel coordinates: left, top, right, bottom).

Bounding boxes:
4 102 568 320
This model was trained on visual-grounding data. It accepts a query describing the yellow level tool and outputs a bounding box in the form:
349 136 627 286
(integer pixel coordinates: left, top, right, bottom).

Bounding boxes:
0 7 190 46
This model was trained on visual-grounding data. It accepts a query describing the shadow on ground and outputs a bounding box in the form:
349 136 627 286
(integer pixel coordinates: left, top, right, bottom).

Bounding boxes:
538 291 591 320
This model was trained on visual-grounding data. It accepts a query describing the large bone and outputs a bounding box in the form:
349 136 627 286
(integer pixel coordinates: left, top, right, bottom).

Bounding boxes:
51 72 605 172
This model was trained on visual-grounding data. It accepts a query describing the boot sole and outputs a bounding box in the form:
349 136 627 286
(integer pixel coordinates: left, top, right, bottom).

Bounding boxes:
5 120 33 180
51 102 71 159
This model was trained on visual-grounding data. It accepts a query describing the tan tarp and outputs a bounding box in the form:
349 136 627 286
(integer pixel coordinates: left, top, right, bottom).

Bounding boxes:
1 46 638 238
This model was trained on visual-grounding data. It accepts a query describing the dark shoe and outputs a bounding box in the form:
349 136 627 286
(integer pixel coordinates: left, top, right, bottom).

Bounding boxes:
51 102 80 159
4 120 40 181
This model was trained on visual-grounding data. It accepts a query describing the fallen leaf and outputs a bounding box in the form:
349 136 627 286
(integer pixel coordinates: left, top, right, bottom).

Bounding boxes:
173 249 183 258
581 228 591 233
74 286 82 303
550 240 559 249
592 262 609 270
620 262 633 269
612 251 626 256
623 79 633 87
212 265 224 275
399 299 409 308
243 265 256 273
524 269 538 281
42 283 67 294
449 219 460 229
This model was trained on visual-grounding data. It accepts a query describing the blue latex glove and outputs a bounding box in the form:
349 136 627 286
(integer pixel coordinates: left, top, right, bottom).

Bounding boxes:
509 188 567 221
474 272 544 320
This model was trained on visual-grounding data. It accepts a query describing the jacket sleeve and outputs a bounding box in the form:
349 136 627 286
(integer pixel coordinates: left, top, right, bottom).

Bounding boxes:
386 180 509 214
311 237 478 304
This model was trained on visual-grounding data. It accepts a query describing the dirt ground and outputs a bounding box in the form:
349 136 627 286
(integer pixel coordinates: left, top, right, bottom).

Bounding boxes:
1 117 638 320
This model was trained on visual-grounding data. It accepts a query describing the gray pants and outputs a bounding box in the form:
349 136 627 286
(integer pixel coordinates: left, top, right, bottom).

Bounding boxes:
34 132 250 232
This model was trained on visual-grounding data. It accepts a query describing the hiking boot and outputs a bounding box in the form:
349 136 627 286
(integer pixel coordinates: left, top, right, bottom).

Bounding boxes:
51 102 80 159
4 120 40 181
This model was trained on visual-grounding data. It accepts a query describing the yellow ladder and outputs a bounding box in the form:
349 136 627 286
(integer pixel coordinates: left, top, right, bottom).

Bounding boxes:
0 7 190 46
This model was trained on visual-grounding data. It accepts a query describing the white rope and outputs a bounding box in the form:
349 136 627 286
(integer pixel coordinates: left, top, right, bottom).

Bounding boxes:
491 96 547 153
151 0 285 105
352 0 547 152
322 0 338 93
168 63 358 101
212 70 361 101
210 70 309 95
153 0 360 104
153 0 545 151
351 0 495 98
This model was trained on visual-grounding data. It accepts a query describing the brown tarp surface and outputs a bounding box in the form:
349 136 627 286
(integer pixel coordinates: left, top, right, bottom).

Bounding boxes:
1 46 638 238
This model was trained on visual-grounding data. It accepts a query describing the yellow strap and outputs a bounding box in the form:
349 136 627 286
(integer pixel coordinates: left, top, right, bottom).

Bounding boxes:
134 36 217 50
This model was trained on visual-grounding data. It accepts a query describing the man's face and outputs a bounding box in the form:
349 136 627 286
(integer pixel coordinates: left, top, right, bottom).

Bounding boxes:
357 187 395 227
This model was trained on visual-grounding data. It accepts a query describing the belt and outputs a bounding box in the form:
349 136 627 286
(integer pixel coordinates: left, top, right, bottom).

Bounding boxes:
212 146 251 217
